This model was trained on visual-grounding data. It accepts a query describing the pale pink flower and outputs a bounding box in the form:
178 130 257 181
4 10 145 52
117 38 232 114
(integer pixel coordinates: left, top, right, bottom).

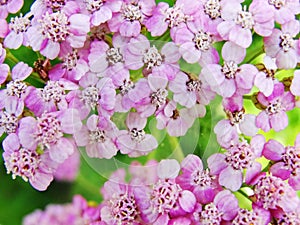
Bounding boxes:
27 2 90 59
0 0 23 19
117 112 158 157
3 133 57 191
74 114 119 159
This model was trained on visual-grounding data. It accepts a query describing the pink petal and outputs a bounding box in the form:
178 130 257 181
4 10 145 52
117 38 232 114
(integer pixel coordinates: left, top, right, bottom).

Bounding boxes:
30 172 53 191
12 62 32 80
179 190 196 212
222 41 246 63
229 26 252 48
219 166 243 191
157 159 180 179
181 154 203 173
91 6 112 26
120 20 141 37
270 162 291 180
263 139 285 161
207 153 227 175
40 40 60 60
49 138 74 163
59 108 82 134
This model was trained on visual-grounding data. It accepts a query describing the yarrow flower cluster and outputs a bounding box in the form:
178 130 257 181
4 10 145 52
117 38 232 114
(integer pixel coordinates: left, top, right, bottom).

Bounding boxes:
0 0 299 223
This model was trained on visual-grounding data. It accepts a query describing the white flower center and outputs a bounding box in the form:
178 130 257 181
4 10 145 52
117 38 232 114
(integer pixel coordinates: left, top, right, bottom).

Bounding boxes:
150 88 168 107
143 46 163 70
81 86 100 108
89 128 106 143
40 11 70 42
122 3 142 21
282 146 300 173
280 33 294 52
186 79 202 92
106 47 123 65
84 0 104 12
164 5 190 28
6 79 27 98
130 128 145 143
226 109 245 125
232 209 260 225
235 7 254 29
41 80 65 103
204 0 221 19
266 100 282 115
0 111 18 134
119 80 135 96
193 30 213 51
222 61 239 79
62 50 79 71
9 14 31 34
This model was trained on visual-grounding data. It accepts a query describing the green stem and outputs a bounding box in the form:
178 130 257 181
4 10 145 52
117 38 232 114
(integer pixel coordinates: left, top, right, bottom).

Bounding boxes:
237 189 251 201
5 49 19 65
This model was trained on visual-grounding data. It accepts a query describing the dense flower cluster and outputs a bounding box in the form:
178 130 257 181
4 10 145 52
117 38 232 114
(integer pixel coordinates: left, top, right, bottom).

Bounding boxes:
0 0 299 223
23 157 300 224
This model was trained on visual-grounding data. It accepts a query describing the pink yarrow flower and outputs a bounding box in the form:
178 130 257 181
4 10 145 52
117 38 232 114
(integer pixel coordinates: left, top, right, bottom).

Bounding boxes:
176 154 222 204
108 0 156 37
124 34 180 80
208 135 265 191
145 0 202 37
4 13 32 49
18 109 82 163
134 159 196 224
264 20 300 69
255 82 295 132
201 41 258 98
192 190 239 224
27 2 90 59
217 0 274 48
263 134 300 190
3 133 58 191
74 114 119 159
117 112 158 157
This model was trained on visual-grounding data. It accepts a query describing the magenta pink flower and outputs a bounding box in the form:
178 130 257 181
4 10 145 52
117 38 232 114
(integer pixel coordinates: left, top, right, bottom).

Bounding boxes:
176 154 222 204
217 0 274 48
145 0 201 37
27 2 90 59
201 41 258 98
255 82 295 132
0 18 8 37
231 206 271 225
18 109 82 163
3 133 57 191
134 160 196 224
117 112 158 157
0 0 23 19
108 0 155 37
254 174 300 214
4 13 31 49
100 169 142 225
74 114 119 159
192 190 239 224
208 135 264 191
263 134 300 190
264 20 300 69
